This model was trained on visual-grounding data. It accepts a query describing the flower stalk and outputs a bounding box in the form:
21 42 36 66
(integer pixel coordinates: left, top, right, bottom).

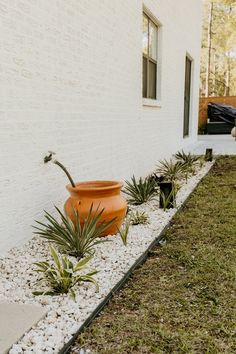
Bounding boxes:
44 151 76 188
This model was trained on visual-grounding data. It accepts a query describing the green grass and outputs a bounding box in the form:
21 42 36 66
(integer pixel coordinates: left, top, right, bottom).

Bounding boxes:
71 157 236 354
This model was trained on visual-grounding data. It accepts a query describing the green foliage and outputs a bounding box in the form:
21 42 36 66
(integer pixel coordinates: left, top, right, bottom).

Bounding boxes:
129 211 150 225
147 172 162 186
174 150 200 182
123 176 157 205
201 0 236 96
174 150 199 166
156 159 185 182
160 186 178 211
72 157 236 353
33 246 98 299
205 148 213 162
198 156 205 168
33 205 115 259
117 220 130 246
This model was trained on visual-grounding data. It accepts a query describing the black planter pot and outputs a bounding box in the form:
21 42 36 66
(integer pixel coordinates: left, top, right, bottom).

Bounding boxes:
205 148 213 162
159 181 175 209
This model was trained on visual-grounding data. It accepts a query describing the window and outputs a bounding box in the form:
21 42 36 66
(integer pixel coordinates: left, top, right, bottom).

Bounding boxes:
183 56 192 137
142 13 158 99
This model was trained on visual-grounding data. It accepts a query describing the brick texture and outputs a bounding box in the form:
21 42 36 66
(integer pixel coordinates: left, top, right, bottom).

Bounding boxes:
0 0 201 255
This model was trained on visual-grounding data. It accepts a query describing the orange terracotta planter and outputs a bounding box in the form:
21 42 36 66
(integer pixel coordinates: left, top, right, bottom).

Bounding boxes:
64 181 127 236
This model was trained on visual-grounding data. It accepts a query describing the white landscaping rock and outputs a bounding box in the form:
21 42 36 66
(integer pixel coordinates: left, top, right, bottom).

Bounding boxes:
0 162 213 354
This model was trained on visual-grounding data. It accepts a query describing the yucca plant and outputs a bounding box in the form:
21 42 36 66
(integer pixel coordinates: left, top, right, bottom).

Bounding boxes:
123 176 157 205
198 155 205 168
176 150 199 173
129 211 149 225
148 172 165 185
33 246 98 300
117 220 130 246
156 159 185 182
175 150 200 182
174 150 199 166
33 205 116 259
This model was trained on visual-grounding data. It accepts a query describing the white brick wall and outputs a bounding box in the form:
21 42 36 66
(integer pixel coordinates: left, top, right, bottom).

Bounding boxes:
0 0 202 255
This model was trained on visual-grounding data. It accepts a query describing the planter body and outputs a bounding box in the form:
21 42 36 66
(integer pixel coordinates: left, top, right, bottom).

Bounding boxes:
159 181 175 209
205 148 213 162
64 181 127 236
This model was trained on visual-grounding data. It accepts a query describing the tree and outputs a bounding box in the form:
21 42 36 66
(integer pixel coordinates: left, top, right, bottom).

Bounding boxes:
200 0 236 97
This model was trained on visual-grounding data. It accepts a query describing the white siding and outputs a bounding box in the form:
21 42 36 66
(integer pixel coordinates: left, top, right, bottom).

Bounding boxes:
0 0 202 255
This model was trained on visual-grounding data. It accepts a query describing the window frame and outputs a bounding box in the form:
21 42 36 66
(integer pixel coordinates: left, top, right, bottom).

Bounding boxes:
142 13 158 100
183 53 194 138
142 9 162 107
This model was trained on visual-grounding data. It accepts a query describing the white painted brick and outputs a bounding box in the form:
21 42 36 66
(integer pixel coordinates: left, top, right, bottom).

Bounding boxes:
0 0 201 255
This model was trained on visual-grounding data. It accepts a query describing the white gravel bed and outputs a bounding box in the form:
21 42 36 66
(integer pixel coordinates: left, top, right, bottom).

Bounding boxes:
0 162 213 354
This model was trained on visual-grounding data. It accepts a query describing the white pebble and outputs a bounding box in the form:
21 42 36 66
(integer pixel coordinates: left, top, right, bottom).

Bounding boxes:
1 163 213 353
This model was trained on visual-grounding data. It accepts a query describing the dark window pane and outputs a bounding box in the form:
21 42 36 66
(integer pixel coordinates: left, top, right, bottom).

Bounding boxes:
143 56 147 98
148 61 157 99
142 13 158 100
183 57 191 136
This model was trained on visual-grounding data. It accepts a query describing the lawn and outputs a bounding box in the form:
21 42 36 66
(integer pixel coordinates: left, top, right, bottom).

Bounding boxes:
71 157 236 354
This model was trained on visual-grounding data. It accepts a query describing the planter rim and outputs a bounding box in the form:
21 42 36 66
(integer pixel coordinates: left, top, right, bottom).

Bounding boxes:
66 180 123 192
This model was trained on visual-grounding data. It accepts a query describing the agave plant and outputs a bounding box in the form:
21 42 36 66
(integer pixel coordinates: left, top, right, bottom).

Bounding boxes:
198 155 205 168
117 219 130 246
33 205 116 259
174 150 199 164
123 176 157 205
156 159 185 182
174 150 200 181
147 172 166 189
129 211 149 225
175 150 199 168
33 246 98 299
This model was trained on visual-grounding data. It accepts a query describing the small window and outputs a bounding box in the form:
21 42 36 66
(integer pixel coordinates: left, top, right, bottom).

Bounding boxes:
142 13 158 99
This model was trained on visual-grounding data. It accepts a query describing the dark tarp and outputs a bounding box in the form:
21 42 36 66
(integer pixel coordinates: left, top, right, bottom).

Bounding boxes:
208 103 236 126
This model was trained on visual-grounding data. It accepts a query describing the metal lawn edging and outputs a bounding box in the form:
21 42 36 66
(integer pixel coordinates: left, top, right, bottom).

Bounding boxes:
59 168 212 354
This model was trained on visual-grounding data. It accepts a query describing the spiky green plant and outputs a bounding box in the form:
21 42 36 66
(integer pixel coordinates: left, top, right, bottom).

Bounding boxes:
175 150 200 182
147 172 164 185
33 246 98 299
156 159 185 182
174 150 199 165
129 211 149 225
159 182 180 211
117 220 130 246
198 156 205 168
123 176 157 205
160 188 176 211
33 205 116 259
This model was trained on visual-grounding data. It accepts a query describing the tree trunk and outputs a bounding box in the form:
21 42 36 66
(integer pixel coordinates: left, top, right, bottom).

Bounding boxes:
212 50 216 96
224 56 231 96
205 1 214 97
